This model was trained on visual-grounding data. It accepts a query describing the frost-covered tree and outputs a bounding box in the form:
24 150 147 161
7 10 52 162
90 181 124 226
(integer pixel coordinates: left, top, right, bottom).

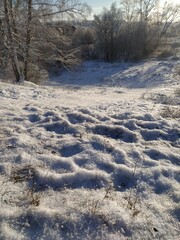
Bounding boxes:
0 0 91 82
94 0 180 61
94 3 122 62
3 0 22 82
119 0 180 59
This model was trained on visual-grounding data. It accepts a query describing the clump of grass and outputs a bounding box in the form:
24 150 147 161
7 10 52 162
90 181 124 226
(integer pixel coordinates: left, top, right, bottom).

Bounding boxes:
124 190 141 217
174 65 180 76
160 106 180 119
11 165 40 206
88 184 114 215
174 88 180 96
11 165 35 183
142 91 180 106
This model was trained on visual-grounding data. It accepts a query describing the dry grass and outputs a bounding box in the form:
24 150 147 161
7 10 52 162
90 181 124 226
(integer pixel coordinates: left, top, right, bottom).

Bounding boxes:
160 106 180 119
175 65 180 76
174 88 180 96
10 165 40 206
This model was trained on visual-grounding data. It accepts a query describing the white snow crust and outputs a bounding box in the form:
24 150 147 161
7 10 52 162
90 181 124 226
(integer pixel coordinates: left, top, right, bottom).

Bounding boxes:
0 59 179 239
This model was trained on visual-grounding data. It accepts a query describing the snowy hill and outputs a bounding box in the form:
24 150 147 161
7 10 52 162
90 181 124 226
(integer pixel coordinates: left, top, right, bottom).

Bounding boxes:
0 60 180 239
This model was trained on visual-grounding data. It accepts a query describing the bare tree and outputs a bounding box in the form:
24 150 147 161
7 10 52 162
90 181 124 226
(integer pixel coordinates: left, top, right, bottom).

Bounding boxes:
3 0 22 82
32 0 91 19
94 3 122 62
93 0 179 62
0 0 91 82
24 0 32 81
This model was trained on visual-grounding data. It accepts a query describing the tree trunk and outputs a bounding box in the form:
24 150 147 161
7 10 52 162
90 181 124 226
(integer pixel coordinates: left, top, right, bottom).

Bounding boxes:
24 0 32 81
4 0 21 82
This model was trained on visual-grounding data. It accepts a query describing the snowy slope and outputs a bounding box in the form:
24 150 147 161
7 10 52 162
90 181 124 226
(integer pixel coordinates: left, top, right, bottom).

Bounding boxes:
0 60 180 239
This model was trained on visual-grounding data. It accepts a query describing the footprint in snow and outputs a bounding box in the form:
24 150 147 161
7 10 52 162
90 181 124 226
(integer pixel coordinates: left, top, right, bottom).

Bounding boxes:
28 114 41 123
91 125 138 143
59 144 83 157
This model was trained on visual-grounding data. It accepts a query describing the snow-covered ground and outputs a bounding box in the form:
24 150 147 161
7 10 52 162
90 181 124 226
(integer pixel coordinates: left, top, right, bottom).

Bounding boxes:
0 59 179 239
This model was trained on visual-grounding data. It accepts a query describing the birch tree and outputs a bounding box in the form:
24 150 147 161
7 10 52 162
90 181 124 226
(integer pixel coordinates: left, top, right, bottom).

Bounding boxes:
3 0 22 82
1 0 91 82
24 0 32 81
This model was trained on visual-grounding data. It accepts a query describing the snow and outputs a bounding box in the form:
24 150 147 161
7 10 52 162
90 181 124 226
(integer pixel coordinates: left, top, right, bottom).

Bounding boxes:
0 59 180 239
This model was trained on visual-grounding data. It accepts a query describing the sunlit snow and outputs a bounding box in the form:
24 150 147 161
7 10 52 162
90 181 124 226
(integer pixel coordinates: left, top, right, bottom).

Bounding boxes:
0 59 179 239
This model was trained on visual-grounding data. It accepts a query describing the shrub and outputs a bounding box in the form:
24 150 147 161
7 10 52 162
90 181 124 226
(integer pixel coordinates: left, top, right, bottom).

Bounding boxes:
26 63 49 84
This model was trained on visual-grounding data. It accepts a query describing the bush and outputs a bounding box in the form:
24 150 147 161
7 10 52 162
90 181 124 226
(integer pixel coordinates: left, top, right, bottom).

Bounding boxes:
72 28 96 59
26 63 49 84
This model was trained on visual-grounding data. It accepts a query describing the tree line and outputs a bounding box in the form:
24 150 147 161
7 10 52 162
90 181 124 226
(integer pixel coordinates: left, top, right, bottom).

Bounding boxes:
85 0 180 62
0 0 179 83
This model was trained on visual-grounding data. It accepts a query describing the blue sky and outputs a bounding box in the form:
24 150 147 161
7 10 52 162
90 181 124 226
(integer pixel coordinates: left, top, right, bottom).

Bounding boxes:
85 0 179 16
85 0 115 14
